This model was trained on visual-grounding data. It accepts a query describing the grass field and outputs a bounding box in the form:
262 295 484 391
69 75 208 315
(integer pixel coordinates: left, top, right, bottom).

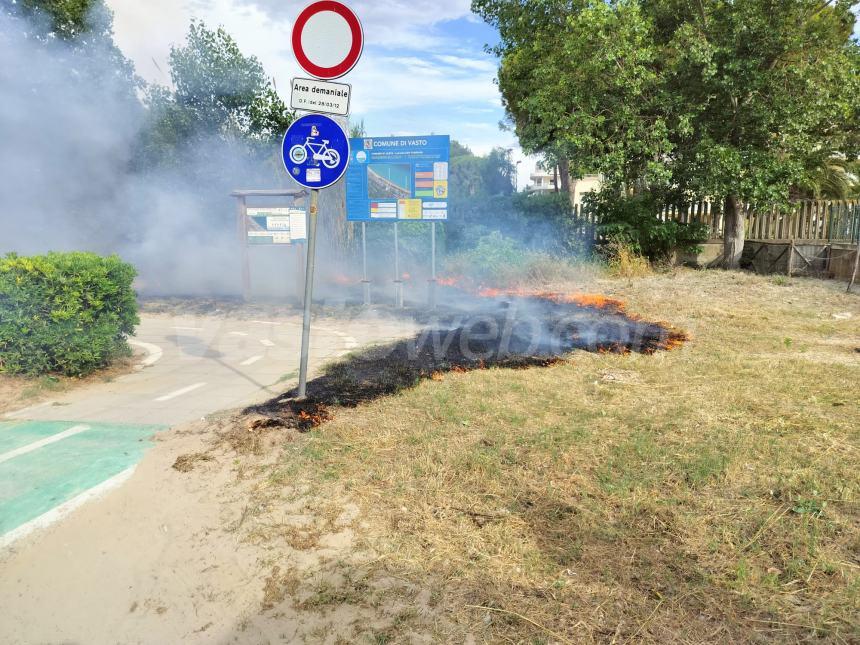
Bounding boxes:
220 269 859 642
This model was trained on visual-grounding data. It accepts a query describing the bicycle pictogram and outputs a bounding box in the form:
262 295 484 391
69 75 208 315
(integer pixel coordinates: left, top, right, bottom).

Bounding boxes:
289 135 342 169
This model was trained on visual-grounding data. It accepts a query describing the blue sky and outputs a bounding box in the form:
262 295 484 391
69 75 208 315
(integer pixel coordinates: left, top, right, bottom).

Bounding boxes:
107 0 535 184
106 0 860 189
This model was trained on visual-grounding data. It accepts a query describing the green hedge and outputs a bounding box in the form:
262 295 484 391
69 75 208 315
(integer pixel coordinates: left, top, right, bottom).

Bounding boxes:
0 252 139 376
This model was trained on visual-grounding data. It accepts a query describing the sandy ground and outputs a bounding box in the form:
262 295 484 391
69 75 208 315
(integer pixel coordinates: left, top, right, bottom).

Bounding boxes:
0 413 427 644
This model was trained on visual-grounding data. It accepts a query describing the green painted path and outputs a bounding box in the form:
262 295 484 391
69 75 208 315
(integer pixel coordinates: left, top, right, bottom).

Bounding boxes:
0 421 163 537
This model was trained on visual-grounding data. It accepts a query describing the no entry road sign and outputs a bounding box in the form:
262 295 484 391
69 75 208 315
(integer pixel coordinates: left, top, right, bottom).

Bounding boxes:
282 114 350 189
292 1 363 80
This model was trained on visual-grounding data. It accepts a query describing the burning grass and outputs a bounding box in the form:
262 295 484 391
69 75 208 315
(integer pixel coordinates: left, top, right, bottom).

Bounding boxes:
224 269 859 643
243 288 686 433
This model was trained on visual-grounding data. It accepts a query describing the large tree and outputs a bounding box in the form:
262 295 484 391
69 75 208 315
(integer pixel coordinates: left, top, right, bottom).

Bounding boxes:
474 0 860 267
138 21 292 169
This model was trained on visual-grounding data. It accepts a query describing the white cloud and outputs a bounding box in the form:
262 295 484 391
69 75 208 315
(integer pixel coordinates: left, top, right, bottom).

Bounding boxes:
434 54 496 72
230 0 473 48
109 0 189 83
347 50 500 113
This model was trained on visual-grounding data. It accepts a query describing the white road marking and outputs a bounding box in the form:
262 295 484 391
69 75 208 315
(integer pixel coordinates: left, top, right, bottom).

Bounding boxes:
0 466 137 550
251 320 281 325
240 355 263 366
0 425 90 465
154 382 206 402
128 339 163 368
259 339 275 347
173 325 204 331
3 401 54 419
229 331 249 337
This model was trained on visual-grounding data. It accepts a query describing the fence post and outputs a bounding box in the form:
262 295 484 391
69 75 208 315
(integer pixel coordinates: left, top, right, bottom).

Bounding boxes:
787 239 794 277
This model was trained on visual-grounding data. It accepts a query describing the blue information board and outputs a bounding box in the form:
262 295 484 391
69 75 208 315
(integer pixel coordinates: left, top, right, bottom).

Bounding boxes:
282 114 350 189
345 135 450 222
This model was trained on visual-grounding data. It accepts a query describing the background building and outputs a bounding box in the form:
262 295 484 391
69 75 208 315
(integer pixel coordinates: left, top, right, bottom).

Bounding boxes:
526 171 602 205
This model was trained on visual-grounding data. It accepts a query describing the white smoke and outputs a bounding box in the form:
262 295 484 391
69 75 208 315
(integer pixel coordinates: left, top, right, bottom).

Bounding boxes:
0 10 302 297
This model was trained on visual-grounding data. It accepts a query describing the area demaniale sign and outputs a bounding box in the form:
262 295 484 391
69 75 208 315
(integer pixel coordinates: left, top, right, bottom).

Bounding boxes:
345 136 450 222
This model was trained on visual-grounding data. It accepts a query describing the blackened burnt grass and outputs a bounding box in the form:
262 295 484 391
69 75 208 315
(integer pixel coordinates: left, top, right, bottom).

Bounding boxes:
245 289 686 430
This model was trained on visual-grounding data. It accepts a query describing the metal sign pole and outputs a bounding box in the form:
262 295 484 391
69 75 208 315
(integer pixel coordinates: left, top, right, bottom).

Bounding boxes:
429 221 437 309
297 189 319 399
394 221 403 308
361 221 370 305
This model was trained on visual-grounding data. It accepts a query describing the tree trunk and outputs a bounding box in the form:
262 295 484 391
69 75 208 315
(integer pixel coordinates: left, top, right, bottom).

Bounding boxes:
722 195 746 269
553 165 559 193
558 158 571 192
557 158 577 211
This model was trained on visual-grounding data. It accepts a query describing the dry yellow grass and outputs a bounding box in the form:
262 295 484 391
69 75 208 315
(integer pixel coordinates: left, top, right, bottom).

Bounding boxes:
605 240 652 278
237 269 859 643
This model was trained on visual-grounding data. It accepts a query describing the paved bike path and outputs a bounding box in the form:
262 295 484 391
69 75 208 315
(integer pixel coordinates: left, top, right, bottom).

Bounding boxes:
0 421 163 544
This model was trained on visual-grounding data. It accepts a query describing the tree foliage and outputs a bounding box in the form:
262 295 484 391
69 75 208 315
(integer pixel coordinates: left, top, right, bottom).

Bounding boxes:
139 21 292 169
3 0 139 94
4 0 116 42
474 0 860 265
450 140 516 197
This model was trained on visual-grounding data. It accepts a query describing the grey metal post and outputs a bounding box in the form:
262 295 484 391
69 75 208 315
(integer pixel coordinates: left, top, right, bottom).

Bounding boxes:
428 221 437 309
394 221 403 308
297 189 319 399
361 221 370 305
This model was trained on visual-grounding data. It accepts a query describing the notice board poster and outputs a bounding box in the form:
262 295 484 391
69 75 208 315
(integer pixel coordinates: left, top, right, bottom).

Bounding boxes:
246 207 307 244
345 135 450 222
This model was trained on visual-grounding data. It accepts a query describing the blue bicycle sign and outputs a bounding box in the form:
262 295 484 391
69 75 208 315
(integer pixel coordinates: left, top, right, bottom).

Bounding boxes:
282 115 350 189
289 134 341 169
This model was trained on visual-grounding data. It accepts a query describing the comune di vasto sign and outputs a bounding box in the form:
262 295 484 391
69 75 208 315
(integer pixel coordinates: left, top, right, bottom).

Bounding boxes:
345 136 450 222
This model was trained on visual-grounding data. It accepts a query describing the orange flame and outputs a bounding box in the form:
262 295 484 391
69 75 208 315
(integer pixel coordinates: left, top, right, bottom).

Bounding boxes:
475 286 625 312
437 275 686 351
331 274 354 285
440 276 623 311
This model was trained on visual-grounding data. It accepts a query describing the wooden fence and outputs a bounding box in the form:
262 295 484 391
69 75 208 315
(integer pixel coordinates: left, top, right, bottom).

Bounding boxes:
569 199 860 243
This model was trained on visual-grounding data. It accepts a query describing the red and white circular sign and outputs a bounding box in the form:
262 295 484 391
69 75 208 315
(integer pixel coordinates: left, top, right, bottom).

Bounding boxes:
292 1 363 80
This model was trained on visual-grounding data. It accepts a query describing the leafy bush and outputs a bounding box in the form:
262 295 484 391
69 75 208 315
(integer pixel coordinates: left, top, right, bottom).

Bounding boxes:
443 231 597 287
0 252 139 376
586 190 709 260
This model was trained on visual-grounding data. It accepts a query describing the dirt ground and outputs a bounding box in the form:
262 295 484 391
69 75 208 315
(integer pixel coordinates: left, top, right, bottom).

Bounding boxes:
1 269 858 644
0 355 138 416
